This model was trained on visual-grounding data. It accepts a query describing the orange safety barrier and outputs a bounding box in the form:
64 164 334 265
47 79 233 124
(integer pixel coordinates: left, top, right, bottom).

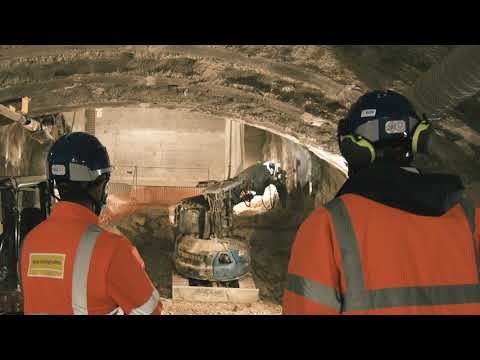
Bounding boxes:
100 185 203 225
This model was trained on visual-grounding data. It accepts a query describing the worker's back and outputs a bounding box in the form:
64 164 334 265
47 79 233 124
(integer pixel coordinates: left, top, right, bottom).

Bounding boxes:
21 201 161 315
334 194 480 314
283 164 480 315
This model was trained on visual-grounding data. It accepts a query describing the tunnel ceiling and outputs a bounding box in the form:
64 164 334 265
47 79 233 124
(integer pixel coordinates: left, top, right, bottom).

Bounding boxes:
0 45 479 176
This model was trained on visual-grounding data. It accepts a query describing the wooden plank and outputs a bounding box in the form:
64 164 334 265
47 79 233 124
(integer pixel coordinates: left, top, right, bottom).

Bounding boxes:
0 101 41 131
0 103 23 123
173 285 259 303
239 275 256 289
172 272 259 303
172 272 189 287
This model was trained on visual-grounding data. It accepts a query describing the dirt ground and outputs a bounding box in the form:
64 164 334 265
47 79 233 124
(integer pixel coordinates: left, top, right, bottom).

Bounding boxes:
102 200 312 315
160 298 281 315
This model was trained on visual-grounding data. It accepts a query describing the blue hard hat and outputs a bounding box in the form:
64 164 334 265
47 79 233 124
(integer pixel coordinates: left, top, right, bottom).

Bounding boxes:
47 132 111 183
338 90 421 144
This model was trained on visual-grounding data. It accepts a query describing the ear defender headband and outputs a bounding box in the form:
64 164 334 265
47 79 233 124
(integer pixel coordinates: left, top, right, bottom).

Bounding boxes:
411 116 432 155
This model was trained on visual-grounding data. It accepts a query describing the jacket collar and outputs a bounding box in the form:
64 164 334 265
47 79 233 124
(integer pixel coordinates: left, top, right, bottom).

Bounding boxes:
337 163 465 216
50 201 99 225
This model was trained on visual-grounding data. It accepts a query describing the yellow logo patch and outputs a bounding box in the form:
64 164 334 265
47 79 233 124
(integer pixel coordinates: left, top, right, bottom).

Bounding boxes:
27 253 66 279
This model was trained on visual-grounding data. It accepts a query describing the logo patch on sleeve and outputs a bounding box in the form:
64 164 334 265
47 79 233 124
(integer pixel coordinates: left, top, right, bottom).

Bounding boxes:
28 253 66 279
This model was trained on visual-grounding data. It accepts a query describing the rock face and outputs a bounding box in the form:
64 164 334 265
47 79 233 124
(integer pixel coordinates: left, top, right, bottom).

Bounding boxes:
0 45 477 203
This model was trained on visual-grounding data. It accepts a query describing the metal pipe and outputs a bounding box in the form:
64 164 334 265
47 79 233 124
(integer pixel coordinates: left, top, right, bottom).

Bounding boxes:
227 120 233 179
0 102 42 132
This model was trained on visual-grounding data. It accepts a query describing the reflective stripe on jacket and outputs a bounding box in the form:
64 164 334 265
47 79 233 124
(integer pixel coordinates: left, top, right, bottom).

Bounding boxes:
283 194 480 314
21 201 162 315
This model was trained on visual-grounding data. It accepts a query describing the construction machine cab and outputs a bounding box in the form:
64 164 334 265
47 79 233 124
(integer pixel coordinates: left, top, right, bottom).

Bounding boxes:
0 176 51 295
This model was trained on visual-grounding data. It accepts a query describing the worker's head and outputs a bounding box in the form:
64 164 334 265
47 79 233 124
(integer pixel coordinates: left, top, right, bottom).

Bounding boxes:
337 90 432 175
47 132 112 215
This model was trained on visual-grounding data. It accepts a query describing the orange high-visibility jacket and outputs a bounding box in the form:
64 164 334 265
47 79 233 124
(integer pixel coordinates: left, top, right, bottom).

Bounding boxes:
283 194 480 315
21 201 162 315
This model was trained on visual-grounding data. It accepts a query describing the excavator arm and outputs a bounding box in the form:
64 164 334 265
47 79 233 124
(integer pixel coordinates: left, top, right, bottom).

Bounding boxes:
175 161 287 240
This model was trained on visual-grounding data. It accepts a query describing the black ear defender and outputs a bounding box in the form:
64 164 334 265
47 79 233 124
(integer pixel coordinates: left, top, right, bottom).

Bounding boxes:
339 134 376 170
338 114 433 170
338 117 376 171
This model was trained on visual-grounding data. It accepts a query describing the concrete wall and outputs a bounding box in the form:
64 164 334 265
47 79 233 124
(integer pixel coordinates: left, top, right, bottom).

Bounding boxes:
93 107 226 187
225 119 245 179
63 110 88 133
262 132 313 193
243 125 266 169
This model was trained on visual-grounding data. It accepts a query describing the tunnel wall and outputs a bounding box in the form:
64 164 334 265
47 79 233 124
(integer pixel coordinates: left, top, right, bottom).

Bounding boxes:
93 107 227 187
225 119 245 179
63 110 88 133
260 129 348 209
230 132 347 302
243 125 266 168
0 123 54 177
262 132 311 193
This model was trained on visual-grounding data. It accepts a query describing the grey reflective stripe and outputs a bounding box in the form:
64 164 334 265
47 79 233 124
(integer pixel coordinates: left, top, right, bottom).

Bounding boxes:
400 167 420 174
355 120 380 142
286 273 342 311
128 289 160 315
30 308 123 315
72 224 103 315
345 284 480 311
69 164 112 182
108 307 124 315
459 198 479 276
324 198 369 310
459 198 476 236
324 197 480 312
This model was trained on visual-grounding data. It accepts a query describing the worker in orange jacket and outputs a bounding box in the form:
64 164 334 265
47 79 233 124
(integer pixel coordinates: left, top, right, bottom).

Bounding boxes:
21 132 162 315
283 90 480 315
